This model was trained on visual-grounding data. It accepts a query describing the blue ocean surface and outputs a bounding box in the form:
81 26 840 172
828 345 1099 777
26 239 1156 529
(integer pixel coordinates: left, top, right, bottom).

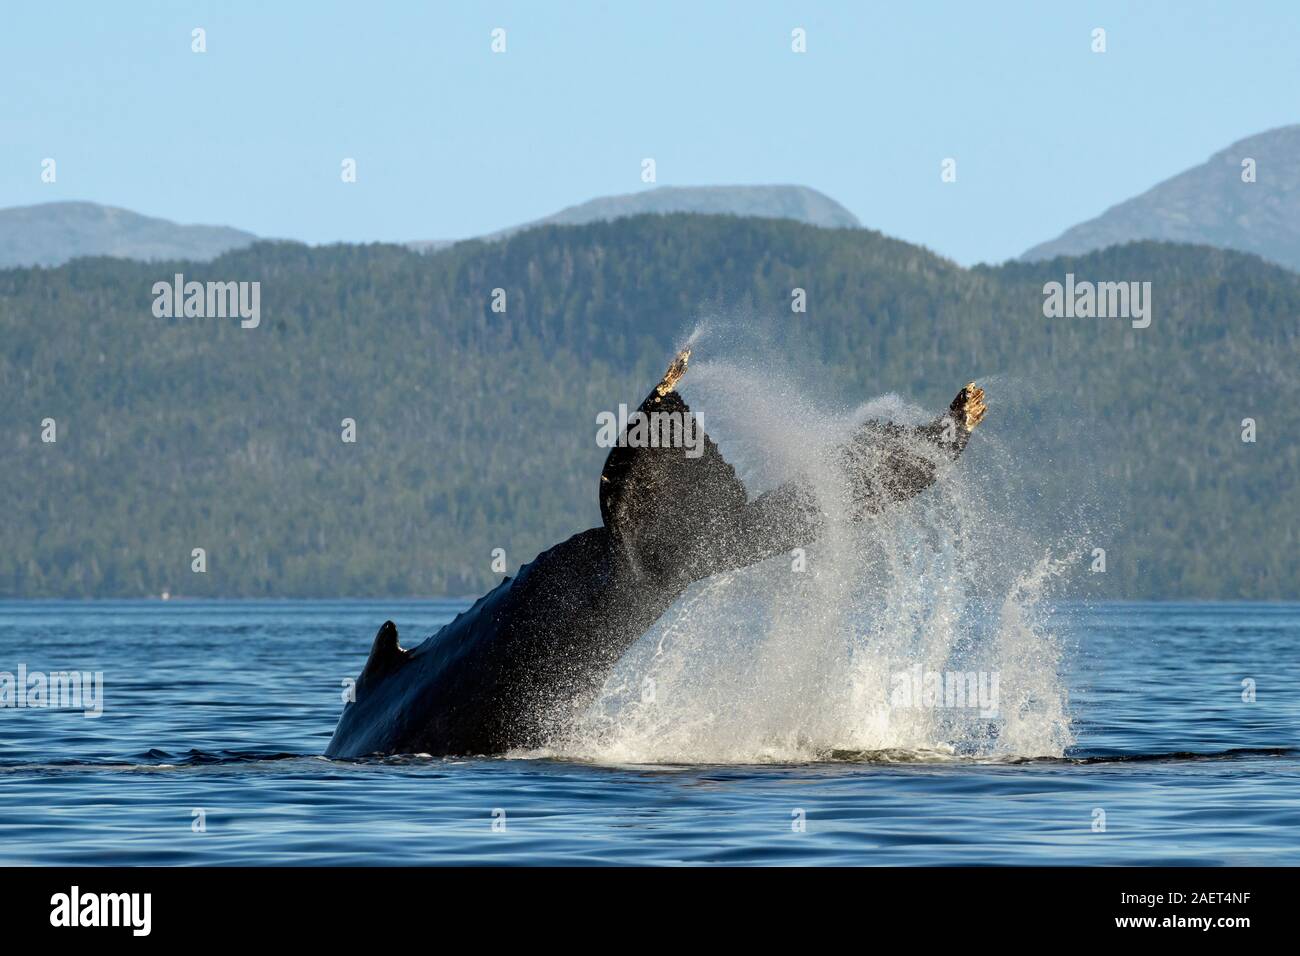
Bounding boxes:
0 600 1296 865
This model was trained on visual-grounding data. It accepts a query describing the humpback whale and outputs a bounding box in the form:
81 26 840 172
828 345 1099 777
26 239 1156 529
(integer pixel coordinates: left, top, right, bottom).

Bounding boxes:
325 352 987 758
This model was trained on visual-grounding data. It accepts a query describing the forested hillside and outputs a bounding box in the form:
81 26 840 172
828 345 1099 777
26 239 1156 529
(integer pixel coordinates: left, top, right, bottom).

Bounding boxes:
3 215 1296 598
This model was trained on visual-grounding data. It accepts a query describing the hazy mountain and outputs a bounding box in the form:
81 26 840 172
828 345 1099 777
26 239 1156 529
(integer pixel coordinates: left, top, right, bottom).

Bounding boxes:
3 215 1296 601
3 187 859 267
1022 125 1300 271
0 201 257 268
406 184 860 251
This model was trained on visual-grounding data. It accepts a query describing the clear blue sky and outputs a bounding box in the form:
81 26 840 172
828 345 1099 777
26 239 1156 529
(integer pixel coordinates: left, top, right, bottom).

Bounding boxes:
3 1 1296 264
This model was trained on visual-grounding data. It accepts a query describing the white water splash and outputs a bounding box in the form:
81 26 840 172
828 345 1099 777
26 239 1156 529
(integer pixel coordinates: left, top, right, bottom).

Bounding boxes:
556 345 1076 765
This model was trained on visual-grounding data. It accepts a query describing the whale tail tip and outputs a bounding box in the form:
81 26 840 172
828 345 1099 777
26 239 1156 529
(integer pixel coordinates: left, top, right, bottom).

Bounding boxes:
958 383 987 432
655 348 690 398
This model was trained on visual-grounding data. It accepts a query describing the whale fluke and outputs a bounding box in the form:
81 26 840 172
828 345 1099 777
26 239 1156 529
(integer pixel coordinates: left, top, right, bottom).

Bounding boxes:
326 354 989 758
839 382 987 518
599 349 750 586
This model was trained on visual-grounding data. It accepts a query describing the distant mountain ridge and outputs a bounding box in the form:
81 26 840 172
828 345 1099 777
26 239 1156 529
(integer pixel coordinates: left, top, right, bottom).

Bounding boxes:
1 185 861 268
1022 124 1300 271
406 185 861 251
0 201 258 269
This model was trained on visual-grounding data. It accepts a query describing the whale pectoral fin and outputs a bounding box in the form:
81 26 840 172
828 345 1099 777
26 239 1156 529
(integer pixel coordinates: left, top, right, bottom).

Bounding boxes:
599 349 749 584
358 620 409 685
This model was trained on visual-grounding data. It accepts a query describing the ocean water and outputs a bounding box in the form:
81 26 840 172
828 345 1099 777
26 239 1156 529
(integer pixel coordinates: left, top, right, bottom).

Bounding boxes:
0 599 1296 865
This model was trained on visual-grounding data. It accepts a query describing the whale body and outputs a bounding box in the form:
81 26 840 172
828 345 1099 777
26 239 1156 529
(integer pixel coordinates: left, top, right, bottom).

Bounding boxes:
325 353 986 758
